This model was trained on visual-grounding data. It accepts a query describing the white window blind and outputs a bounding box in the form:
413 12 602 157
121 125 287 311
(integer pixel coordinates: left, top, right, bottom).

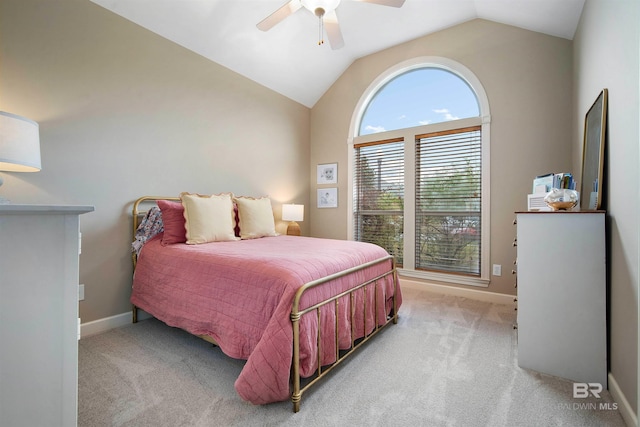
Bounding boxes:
353 138 405 266
415 126 481 275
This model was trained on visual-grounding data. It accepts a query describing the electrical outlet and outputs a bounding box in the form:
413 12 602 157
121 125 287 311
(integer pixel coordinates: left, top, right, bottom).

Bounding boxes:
492 264 502 276
78 284 85 301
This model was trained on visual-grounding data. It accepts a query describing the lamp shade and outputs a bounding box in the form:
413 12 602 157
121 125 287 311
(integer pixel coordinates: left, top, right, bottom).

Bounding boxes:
0 111 41 172
282 204 304 222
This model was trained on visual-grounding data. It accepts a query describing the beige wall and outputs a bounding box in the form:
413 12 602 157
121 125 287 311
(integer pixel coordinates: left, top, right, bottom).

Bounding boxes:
310 19 573 296
573 0 639 416
0 0 310 323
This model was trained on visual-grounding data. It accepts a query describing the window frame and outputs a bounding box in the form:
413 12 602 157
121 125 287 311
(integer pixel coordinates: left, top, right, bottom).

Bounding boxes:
347 57 491 287
415 125 482 276
353 137 406 267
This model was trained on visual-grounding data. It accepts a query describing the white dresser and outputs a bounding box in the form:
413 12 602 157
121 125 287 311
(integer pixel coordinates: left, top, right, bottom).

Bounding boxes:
0 204 93 427
515 211 607 386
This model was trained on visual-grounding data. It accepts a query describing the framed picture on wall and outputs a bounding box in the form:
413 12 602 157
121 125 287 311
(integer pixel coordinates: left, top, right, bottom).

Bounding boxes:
317 188 338 208
317 163 337 184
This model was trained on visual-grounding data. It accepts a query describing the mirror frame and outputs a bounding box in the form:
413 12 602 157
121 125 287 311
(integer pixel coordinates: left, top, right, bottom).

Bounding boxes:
580 89 608 211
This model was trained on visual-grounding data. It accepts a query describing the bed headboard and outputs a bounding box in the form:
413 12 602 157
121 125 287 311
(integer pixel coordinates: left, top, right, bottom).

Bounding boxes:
132 196 179 237
132 196 180 267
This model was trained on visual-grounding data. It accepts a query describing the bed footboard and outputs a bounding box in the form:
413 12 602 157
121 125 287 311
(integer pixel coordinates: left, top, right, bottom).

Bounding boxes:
290 255 399 412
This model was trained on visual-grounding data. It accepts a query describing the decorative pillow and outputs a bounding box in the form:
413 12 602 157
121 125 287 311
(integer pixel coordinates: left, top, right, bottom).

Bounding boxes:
180 192 238 244
234 196 278 239
157 200 186 245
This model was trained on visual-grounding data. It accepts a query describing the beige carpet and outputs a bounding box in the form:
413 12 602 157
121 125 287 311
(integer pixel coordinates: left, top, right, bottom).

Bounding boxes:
78 284 626 426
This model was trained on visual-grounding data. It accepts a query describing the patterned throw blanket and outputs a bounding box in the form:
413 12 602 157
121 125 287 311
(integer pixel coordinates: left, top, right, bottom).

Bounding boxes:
131 206 164 256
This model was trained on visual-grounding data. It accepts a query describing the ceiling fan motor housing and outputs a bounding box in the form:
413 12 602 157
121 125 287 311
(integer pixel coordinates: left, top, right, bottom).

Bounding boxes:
301 0 341 17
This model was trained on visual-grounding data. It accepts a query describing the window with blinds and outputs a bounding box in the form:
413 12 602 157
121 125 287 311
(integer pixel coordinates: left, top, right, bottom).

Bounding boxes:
415 126 481 275
351 62 490 285
353 138 405 266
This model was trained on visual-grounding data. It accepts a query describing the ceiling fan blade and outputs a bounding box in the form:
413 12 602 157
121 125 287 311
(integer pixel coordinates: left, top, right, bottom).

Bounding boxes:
355 0 405 7
323 10 344 50
257 0 303 31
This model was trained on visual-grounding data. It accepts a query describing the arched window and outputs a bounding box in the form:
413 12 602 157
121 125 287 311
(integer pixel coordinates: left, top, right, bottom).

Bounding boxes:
348 57 491 287
359 68 479 135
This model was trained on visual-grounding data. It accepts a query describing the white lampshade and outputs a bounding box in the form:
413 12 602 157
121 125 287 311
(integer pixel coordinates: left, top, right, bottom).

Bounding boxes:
282 204 304 222
0 111 41 172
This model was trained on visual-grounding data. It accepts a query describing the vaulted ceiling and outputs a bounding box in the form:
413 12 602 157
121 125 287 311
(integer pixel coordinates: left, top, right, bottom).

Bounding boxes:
90 0 585 107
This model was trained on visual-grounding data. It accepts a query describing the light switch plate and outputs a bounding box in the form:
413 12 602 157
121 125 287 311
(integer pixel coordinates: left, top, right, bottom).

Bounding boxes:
492 264 502 276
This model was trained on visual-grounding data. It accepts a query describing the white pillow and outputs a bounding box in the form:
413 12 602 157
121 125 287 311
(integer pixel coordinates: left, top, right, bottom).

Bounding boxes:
234 196 278 239
180 192 238 244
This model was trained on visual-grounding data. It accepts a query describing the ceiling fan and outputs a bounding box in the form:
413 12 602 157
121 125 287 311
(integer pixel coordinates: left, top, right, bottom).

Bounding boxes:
257 0 406 50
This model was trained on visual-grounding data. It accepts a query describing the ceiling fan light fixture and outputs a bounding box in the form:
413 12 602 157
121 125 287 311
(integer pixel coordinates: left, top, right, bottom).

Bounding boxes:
301 0 341 17
300 0 341 45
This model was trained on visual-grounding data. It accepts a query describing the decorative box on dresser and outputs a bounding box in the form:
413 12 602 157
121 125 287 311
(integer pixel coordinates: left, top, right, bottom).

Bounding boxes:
0 204 93 427
515 211 607 387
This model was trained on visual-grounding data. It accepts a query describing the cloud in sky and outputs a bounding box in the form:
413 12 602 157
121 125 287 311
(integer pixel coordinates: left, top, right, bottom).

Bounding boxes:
365 125 386 133
419 119 432 125
433 108 459 121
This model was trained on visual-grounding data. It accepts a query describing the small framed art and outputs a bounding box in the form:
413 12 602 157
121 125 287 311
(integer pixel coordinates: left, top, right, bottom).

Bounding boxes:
317 188 338 208
317 163 337 184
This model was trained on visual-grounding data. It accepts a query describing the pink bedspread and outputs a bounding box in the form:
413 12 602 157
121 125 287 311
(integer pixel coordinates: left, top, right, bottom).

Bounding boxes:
131 235 401 404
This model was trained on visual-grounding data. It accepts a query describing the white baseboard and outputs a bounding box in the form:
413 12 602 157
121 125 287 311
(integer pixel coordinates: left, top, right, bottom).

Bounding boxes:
80 312 131 338
399 276 516 305
80 309 151 338
608 373 638 427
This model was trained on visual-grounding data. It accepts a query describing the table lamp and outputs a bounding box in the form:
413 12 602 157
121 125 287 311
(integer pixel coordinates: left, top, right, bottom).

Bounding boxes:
0 111 41 204
282 204 304 236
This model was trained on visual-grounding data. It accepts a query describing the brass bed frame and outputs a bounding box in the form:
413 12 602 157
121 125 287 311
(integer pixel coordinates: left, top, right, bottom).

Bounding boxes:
131 196 399 412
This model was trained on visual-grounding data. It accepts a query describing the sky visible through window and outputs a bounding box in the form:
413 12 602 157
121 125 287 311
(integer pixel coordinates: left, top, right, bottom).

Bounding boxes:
359 68 479 136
